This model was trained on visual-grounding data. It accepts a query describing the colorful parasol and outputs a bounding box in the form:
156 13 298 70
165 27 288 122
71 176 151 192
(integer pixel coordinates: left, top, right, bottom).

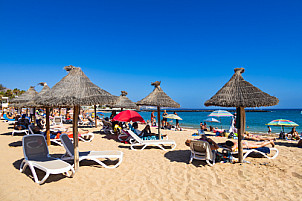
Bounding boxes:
112 110 145 123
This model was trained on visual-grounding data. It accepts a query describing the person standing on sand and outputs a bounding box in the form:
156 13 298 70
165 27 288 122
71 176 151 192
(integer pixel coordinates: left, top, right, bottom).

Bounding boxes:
162 110 168 128
151 111 156 126
268 126 272 134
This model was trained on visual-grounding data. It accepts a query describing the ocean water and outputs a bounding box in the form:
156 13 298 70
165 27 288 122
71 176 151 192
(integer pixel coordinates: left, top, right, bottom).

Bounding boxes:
136 109 302 134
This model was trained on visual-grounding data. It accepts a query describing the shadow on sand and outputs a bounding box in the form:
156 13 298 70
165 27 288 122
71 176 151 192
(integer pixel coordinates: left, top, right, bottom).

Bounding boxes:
13 158 73 185
164 150 210 167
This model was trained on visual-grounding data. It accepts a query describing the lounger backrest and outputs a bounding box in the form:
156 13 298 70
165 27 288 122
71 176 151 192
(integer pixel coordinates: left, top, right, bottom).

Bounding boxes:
60 134 74 156
53 116 63 125
23 134 49 160
190 140 213 160
127 130 143 143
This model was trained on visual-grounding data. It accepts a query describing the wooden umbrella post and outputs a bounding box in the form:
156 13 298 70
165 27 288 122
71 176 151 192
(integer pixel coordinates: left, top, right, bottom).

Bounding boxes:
94 105 97 128
237 107 245 163
46 108 50 146
157 106 161 139
33 107 36 125
73 105 80 172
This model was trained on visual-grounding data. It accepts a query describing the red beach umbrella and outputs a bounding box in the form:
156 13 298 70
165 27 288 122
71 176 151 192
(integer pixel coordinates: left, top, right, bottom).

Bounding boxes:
112 110 145 123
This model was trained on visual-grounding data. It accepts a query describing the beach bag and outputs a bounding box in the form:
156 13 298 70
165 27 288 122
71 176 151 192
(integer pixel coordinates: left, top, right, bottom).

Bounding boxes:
228 132 234 139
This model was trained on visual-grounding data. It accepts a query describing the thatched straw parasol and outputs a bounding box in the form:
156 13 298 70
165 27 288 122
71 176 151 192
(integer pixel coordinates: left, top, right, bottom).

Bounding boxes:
35 65 116 172
137 81 180 138
204 68 279 162
10 86 38 104
108 91 138 110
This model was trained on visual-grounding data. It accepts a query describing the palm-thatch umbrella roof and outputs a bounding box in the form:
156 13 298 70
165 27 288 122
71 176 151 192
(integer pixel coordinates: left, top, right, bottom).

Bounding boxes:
35 65 117 172
137 81 180 137
35 65 117 107
205 68 279 107
136 81 180 108
108 91 138 110
17 82 51 108
10 86 38 104
204 68 279 163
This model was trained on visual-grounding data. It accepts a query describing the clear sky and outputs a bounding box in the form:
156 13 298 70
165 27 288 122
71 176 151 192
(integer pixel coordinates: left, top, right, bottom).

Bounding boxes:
1 0 301 109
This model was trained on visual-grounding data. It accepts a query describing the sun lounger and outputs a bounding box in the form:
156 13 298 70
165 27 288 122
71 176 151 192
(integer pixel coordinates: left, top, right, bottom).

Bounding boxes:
100 119 114 134
52 116 63 126
127 130 176 151
12 128 29 136
3 114 17 125
20 134 74 184
28 125 94 146
60 134 123 169
189 140 215 166
232 147 279 160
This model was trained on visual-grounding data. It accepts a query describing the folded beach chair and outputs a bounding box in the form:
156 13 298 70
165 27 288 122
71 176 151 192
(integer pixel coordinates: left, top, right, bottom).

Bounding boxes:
189 140 215 166
60 134 123 168
20 134 74 184
127 130 176 151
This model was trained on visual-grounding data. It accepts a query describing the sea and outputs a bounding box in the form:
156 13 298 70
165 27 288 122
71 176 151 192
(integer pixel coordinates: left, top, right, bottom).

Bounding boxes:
107 109 302 135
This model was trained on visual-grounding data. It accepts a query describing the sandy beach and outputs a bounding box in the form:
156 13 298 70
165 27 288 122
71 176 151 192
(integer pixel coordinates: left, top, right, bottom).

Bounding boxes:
0 120 302 201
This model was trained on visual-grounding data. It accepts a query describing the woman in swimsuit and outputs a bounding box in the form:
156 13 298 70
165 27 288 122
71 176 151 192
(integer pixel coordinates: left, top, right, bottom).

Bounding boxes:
225 140 275 151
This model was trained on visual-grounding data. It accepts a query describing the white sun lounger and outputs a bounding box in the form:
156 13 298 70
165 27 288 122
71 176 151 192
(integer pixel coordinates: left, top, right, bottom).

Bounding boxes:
60 134 123 169
231 147 279 160
28 125 94 146
20 135 74 184
127 130 176 151
189 140 216 166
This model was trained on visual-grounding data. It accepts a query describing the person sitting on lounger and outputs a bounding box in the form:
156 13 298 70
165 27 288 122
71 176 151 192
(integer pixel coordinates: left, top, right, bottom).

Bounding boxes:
242 132 276 141
286 127 300 140
224 140 275 151
15 114 30 130
185 134 219 151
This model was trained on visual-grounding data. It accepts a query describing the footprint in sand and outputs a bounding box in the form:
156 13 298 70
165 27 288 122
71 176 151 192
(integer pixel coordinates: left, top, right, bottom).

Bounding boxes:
292 172 302 179
220 193 230 200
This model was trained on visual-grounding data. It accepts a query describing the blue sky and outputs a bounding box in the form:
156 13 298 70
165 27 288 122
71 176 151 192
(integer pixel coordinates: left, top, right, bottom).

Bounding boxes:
1 0 301 109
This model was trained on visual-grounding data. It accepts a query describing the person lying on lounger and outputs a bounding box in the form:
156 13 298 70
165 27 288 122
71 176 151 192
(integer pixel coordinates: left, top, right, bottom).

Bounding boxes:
132 122 166 138
224 140 275 151
242 132 276 141
185 134 219 151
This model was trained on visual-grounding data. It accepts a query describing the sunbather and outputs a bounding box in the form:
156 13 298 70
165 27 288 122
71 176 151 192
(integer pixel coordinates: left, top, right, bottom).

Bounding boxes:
15 114 30 130
286 127 300 140
242 132 276 141
224 140 275 151
185 134 219 151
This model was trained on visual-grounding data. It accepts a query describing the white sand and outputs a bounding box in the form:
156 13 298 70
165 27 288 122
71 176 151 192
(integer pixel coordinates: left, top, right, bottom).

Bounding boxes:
0 120 301 201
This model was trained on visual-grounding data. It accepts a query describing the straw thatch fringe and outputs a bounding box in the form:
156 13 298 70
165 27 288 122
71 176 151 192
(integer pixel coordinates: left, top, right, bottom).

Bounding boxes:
204 68 279 108
10 86 38 104
108 91 138 109
35 66 116 107
137 81 180 108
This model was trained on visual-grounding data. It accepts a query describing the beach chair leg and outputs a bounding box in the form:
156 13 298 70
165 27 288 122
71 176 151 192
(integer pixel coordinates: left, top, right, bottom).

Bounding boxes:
20 160 27 172
39 172 50 185
28 164 40 184
189 155 193 164
141 144 148 150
